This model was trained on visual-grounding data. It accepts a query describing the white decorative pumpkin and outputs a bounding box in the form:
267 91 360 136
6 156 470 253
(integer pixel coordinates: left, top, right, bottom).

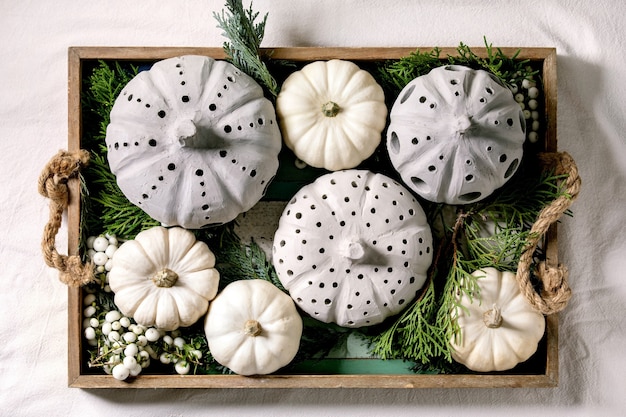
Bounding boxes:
105 55 282 228
272 170 433 328
451 267 545 372
276 59 387 171
108 226 220 331
387 65 526 204
204 279 303 376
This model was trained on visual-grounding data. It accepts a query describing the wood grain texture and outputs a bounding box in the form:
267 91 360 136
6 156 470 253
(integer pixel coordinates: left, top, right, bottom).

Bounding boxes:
67 46 558 389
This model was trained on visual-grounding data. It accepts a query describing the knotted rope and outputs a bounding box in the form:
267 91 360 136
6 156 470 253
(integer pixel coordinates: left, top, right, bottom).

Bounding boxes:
515 151 581 315
38 149 95 287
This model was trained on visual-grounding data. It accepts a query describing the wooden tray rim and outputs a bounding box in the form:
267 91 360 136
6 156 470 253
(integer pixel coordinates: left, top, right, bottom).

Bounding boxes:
67 46 558 389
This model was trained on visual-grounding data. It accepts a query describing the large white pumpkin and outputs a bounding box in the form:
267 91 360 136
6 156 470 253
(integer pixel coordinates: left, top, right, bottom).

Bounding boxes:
272 170 433 328
387 65 526 204
105 55 282 228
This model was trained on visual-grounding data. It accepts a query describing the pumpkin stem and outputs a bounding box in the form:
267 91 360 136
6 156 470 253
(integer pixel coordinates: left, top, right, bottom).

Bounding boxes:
175 119 199 147
321 101 341 117
483 304 503 328
343 240 365 261
244 319 262 337
152 268 179 288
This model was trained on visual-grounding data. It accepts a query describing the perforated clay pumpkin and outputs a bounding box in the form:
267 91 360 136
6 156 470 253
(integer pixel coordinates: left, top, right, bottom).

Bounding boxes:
108 226 220 331
204 279 303 376
272 170 433 328
105 55 282 228
387 65 526 204
276 59 387 171
450 267 545 372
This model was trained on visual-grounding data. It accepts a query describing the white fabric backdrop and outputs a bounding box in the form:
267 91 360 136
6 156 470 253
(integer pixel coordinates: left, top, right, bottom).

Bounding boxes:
1 1 625 415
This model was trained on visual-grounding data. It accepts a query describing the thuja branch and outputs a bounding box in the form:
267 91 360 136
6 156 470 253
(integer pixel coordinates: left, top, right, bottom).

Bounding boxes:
214 0 278 97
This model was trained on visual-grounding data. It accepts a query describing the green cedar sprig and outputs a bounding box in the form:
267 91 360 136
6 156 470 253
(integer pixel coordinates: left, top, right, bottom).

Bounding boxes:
80 61 159 240
376 37 539 98
214 0 279 97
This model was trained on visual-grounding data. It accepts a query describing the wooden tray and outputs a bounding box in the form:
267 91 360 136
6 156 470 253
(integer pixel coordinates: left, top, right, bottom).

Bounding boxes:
67 46 559 388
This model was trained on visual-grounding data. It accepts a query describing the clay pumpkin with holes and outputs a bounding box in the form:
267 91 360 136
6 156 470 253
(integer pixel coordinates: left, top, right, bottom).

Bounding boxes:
272 170 433 328
108 226 220 331
105 55 282 229
276 60 387 171
387 65 526 204
450 268 545 372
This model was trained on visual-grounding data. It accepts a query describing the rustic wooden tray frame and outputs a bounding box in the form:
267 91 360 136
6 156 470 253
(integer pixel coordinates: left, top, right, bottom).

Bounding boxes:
67 46 558 389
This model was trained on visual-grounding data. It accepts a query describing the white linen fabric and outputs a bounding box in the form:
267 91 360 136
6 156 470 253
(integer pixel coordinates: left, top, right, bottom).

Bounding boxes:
1 1 625 416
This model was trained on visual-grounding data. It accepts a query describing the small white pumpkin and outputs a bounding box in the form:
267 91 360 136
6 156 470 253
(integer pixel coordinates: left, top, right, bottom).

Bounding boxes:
272 170 433 328
451 267 545 372
204 279 303 376
276 59 387 171
106 55 282 228
387 65 526 204
108 226 220 331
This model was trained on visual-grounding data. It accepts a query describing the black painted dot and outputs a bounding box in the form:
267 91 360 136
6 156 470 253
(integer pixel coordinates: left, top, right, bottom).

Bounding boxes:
219 150 227 158
114 143 119 150
371 208 376 214
419 96 427 103
295 212 302 219
316 222 322 227
387 245 393 251
250 169 257 177
258 118 264 125
195 169 203 176
202 204 209 210
347 304 353 309
127 94 133 101
319 248 325 254
158 176 164 181
499 154 508 163
148 139 157 147
224 125 232 133
324 299 331 305
142 193 148 199
167 163 176 171
209 103 217 111
507 118 514 126
158 110 166 118
182 95 190 103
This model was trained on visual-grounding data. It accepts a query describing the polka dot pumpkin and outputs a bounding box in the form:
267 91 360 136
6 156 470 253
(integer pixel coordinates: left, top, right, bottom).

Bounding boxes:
105 55 282 229
272 170 433 328
387 65 526 205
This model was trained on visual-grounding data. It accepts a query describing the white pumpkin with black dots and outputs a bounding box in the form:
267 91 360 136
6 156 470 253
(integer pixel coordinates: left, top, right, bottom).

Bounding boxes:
272 170 433 328
105 55 282 229
386 65 526 205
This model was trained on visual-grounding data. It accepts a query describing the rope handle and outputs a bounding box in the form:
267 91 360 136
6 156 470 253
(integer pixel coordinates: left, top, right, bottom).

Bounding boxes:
38 149 95 287
515 151 582 315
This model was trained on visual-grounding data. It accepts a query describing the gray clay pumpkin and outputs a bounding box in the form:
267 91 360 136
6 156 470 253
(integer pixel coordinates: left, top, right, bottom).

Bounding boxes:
272 170 433 328
105 55 282 229
387 65 526 205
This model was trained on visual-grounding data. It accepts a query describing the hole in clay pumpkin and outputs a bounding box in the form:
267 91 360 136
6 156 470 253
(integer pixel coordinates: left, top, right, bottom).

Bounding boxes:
458 191 482 202
400 85 415 104
504 158 520 178
506 118 514 126
389 131 400 154
499 154 508 163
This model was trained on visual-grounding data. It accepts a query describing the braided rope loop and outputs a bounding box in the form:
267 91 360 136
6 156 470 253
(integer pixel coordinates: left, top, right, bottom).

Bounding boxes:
38 149 95 287
515 151 581 315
